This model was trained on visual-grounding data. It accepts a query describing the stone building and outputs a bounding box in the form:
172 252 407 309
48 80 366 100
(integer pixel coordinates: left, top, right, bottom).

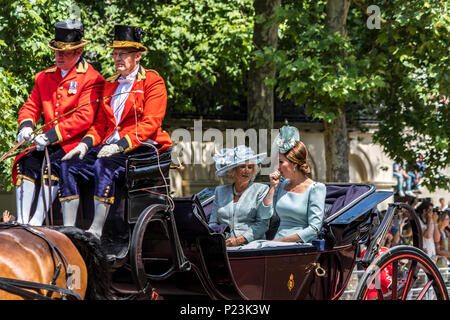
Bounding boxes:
164 118 449 211
0 117 448 215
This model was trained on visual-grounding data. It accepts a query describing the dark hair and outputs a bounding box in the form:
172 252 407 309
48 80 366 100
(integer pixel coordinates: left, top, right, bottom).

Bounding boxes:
416 201 432 215
285 141 311 175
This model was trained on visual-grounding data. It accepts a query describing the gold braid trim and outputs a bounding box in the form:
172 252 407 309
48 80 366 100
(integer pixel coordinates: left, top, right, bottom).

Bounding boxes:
59 195 80 202
48 39 89 51
123 135 134 153
107 41 147 52
94 195 115 205
15 174 35 186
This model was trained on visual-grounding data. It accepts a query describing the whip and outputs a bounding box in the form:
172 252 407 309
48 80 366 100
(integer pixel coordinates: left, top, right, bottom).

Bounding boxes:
0 90 144 163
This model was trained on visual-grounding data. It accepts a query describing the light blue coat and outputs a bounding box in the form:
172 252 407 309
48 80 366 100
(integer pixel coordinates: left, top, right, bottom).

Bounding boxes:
263 179 326 243
208 182 271 242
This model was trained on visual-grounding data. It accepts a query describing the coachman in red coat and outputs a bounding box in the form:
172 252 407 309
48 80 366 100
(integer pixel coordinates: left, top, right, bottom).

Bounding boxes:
59 25 172 239
14 20 104 226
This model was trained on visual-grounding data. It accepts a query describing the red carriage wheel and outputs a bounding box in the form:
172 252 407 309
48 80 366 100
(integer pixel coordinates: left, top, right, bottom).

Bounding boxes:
354 245 449 300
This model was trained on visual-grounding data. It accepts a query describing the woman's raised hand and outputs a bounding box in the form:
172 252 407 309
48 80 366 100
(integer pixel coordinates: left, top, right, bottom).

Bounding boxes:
269 170 281 189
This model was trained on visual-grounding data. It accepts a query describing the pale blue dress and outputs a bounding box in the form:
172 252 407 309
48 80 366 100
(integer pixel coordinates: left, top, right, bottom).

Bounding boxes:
272 179 326 242
208 182 271 242
229 179 326 250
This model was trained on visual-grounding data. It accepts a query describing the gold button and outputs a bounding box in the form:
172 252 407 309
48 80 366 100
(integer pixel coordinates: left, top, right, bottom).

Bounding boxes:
117 126 121 130
54 120 58 124
59 87 63 90
55 112 58 116
67 134 71 138
138 108 142 111
57 95 61 99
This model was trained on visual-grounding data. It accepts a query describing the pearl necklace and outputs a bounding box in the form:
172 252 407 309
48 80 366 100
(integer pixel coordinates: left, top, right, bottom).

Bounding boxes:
233 185 245 197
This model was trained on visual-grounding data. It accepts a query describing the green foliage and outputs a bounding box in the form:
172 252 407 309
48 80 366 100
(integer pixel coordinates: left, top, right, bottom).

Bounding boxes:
0 68 27 191
0 0 448 192
256 1 386 123
368 0 449 191
0 0 254 190
256 0 449 191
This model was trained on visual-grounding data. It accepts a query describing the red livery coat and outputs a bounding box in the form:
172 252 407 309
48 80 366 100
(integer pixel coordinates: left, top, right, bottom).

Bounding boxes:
361 247 393 299
81 65 172 152
13 58 104 185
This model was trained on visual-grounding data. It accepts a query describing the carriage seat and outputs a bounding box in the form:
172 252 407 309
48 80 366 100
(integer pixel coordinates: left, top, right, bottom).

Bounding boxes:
100 149 172 262
172 194 214 241
195 184 372 248
265 184 371 242
324 184 372 220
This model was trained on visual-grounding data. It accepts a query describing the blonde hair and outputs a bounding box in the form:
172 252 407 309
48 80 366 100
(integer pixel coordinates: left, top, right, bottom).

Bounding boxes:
225 162 260 182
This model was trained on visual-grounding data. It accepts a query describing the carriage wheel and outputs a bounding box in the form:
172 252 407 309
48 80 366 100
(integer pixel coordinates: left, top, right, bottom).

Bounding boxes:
354 245 449 300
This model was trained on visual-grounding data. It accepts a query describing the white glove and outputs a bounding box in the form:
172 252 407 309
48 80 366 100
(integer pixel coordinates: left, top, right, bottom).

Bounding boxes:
34 134 50 151
17 127 34 143
97 144 123 158
62 142 88 161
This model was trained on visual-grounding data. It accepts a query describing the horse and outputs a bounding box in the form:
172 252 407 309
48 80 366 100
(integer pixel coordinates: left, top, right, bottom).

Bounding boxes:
0 223 112 300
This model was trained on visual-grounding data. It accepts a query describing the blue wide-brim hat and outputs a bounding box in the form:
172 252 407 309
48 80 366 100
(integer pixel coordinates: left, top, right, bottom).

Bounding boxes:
214 145 266 177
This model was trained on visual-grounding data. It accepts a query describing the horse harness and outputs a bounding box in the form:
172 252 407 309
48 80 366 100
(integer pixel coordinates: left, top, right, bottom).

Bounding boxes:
0 223 82 300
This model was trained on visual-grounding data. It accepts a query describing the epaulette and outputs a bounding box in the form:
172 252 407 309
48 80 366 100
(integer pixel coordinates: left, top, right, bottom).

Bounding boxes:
105 72 120 83
45 66 57 73
76 59 88 73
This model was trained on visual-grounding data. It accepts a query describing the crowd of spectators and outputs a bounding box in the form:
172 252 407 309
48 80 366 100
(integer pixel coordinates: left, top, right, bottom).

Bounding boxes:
381 197 450 270
389 154 449 271
393 154 427 197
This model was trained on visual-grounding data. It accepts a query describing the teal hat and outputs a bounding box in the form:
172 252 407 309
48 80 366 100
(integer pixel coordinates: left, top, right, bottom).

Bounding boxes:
275 125 300 154
213 145 266 177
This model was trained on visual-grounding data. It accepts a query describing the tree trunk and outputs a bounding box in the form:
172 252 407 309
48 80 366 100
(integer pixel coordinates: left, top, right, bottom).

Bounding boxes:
324 0 351 182
247 0 280 131
324 107 349 182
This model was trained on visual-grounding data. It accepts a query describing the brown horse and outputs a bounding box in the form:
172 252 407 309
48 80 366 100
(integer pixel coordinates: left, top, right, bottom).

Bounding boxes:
0 224 111 300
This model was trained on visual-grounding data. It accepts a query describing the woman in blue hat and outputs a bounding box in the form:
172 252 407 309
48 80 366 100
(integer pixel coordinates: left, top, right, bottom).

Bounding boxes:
263 125 326 244
209 146 271 247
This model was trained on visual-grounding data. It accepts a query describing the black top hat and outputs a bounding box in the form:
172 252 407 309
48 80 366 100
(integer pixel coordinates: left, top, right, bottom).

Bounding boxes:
48 20 88 51
107 25 147 52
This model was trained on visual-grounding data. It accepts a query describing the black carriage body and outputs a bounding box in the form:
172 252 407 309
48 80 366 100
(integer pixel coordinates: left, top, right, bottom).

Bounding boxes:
138 183 393 300
13 150 449 300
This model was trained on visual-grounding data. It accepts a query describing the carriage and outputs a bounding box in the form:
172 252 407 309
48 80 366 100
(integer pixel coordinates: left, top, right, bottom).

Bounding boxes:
1 149 448 300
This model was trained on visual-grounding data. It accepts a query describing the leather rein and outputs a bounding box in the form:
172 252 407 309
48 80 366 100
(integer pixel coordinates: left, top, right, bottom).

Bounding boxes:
0 223 82 300
0 90 143 163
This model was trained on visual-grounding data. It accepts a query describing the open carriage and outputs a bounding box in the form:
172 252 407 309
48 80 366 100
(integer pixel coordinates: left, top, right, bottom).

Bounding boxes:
96 150 448 300
125 183 448 300
1 149 448 300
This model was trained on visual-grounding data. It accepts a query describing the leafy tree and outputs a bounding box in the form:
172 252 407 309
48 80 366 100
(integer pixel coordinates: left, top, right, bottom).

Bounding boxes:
256 0 449 191
247 0 280 131
0 0 254 190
